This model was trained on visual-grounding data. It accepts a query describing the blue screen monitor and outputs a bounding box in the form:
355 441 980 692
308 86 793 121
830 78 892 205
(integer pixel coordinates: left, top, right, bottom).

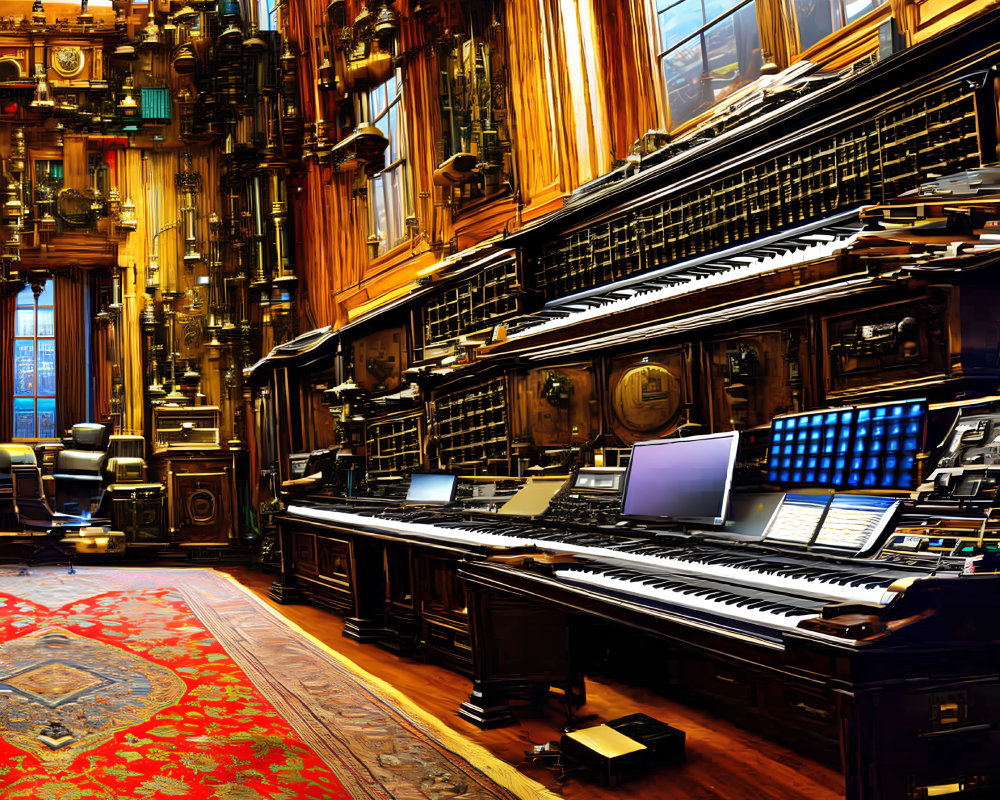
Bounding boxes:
621 431 740 526
406 473 458 505
767 399 925 489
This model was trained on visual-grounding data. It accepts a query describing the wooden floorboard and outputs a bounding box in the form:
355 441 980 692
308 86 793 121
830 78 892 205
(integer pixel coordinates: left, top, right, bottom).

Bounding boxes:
218 565 845 800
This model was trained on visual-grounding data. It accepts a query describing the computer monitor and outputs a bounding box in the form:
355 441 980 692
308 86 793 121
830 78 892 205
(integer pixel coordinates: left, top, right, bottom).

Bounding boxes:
405 473 457 505
621 431 740 526
767 399 925 489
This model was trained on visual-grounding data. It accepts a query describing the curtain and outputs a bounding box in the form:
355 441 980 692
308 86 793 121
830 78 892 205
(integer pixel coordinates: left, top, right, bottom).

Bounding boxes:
0 282 15 441
55 269 88 433
756 0 790 70
592 0 665 159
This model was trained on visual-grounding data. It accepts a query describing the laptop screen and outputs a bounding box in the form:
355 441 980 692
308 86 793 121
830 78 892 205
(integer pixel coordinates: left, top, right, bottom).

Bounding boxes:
405 473 457 505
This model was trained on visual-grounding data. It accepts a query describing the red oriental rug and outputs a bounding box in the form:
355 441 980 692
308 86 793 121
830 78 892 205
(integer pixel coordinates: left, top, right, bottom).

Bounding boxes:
0 567 557 800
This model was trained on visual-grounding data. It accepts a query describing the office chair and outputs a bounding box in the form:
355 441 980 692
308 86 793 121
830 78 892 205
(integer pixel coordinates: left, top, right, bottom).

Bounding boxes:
11 465 110 572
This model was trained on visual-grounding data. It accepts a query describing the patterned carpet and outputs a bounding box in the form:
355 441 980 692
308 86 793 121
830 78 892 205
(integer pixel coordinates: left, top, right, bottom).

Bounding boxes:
0 566 558 800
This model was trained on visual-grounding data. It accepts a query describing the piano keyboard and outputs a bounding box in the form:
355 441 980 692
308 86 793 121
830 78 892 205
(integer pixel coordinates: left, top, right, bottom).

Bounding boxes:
286 504 921 607
553 563 828 636
507 211 862 341
286 505 540 549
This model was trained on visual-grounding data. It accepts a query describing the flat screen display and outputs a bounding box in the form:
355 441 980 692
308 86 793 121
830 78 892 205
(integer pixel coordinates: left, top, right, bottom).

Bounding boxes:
621 431 740 525
572 468 625 493
405 473 457 505
767 400 925 489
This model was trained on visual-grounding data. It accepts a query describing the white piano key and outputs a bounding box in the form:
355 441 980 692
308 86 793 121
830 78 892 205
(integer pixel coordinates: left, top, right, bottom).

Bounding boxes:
553 567 820 631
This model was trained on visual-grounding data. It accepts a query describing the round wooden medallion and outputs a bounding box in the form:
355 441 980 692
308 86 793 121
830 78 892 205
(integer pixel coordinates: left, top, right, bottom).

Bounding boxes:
612 363 680 432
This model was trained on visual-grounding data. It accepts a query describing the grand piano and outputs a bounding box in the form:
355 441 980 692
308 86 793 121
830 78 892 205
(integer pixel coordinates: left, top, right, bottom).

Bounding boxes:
277 402 1000 800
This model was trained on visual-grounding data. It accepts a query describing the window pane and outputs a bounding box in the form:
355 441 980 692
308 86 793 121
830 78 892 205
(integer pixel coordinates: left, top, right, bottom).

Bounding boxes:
370 84 387 121
662 41 706 127
37 308 54 337
37 339 56 396
388 105 398 163
388 169 402 245
794 0 835 49
664 3 761 127
705 0 740 20
371 173 387 249
14 340 34 395
37 280 53 306
37 398 56 439
368 70 408 258
12 279 57 438
658 0 704 52
844 0 880 23
15 308 34 336
13 398 34 438
706 7 761 89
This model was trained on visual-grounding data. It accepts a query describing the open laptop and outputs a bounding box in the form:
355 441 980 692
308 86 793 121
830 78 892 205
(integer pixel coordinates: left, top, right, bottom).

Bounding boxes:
403 473 458 508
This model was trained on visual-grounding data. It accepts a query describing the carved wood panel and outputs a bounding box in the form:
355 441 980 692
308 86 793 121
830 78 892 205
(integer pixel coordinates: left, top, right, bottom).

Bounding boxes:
822 295 948 395
509 363 599 447
352 326 409 393
709 330 805 430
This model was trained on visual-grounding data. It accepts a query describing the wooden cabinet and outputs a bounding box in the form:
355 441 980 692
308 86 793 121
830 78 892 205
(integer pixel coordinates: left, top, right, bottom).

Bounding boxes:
149 453 235 546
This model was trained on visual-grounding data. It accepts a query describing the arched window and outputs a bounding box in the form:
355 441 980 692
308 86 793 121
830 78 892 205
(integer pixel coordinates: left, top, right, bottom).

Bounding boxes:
13 281 57 439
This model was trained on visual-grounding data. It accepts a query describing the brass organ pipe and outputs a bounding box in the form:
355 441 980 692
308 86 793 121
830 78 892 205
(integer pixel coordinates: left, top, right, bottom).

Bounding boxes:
270 170 293 282
250 174 267 287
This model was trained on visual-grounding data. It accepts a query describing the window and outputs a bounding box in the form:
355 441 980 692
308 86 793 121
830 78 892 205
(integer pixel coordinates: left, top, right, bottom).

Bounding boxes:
652 0 762 128
789 0 885 51
13 281 56 439
257 0 277 30
368 70 410 258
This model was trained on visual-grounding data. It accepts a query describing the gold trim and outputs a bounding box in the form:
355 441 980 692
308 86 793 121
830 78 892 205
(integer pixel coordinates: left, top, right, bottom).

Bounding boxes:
51 47 85 78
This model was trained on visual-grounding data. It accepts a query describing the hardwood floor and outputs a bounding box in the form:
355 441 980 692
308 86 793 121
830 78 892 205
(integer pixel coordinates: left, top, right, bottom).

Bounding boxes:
218 565 845 800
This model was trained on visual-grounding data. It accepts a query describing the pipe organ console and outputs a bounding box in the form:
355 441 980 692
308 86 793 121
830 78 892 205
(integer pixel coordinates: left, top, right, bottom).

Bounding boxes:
260 16 1000 800
276 411 1000 798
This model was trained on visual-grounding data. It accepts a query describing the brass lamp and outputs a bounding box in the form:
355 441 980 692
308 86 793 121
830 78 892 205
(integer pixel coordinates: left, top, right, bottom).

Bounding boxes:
374 1 399 52
117 76 139 115
142 19 162 46
172 42 197 73
119 197 138 230
30 65 54 109
243 24 267 53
